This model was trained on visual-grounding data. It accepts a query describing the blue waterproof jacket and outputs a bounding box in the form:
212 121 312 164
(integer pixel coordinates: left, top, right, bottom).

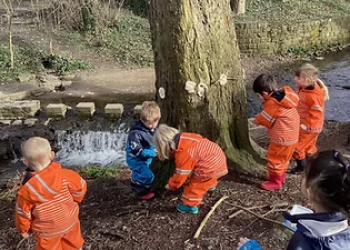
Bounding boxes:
284 211 350 250
239 212 350 250
126 121 156 185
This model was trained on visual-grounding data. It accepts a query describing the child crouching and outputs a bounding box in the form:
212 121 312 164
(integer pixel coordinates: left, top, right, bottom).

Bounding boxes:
154 124 228 213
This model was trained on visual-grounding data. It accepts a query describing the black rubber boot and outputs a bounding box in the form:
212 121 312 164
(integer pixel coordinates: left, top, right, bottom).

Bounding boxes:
291 159 307 174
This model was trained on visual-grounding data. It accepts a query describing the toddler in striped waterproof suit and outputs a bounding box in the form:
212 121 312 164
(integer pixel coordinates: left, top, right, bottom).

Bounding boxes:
15 137 87 250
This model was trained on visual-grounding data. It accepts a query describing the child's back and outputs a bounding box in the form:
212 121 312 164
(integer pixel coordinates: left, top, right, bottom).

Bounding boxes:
16 137 87 250
16 162 86 237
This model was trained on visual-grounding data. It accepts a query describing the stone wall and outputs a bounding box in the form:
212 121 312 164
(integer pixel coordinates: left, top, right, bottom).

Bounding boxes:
235 16 350 54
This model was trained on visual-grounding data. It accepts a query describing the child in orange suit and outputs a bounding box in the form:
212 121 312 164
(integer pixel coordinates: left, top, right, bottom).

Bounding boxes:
16 137 87 250
291 63 329 173
154 124 228 213
253 74 300 190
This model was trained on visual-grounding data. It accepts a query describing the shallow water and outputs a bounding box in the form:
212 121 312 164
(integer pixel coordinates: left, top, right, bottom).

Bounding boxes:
247 47 350 121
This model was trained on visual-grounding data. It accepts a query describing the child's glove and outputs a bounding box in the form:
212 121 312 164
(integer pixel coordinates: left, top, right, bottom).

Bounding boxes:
21 232 30 239
165 184 176 191
300 124 308 131
237 238 262 250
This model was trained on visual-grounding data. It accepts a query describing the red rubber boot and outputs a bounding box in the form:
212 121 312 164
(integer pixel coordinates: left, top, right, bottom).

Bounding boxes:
260 174 283 190
263 173 286 183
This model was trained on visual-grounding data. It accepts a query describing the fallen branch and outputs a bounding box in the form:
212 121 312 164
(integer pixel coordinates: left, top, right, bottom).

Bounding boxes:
193 195 229 239
238 208 287 233
228 203 294 232
228 204 267 219
16 237 28 250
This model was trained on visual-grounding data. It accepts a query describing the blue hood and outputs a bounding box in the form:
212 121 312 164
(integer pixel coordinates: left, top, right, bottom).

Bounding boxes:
284 212 350 250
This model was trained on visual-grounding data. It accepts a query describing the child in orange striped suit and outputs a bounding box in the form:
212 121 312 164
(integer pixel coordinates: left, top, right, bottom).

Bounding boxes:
16 137 87 250
291 63 329 173
253 74 300 190
154 124 228 213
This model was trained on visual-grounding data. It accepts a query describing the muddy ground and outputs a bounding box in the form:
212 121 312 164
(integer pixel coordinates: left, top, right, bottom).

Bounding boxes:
0 121 349 250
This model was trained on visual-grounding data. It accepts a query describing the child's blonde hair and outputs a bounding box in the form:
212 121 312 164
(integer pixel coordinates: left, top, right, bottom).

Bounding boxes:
153 124 179 160
140 101 161 122
296 63 329 101
21 137 52 170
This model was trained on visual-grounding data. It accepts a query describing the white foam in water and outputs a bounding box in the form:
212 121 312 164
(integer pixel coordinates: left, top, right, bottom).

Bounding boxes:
55 130 128 168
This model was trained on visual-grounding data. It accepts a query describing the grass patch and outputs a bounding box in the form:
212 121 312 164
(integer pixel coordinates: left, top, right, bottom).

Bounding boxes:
0 42 89 81
0 42 43 82
287 44 330 55
42 55 90 76
78 166 120 179
62 10 153 67
238 0 350 23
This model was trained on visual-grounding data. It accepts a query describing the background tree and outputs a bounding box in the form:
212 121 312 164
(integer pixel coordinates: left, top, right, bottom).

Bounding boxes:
2 0 15 69
148 0 262 172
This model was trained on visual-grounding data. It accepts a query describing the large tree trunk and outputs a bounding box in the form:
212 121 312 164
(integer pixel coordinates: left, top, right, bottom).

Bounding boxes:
148 0 262 172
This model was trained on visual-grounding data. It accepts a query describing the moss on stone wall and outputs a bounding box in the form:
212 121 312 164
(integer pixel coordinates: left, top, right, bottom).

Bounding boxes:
236 16 350 55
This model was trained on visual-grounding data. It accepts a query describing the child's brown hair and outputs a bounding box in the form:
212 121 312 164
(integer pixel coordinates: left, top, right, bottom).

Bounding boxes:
252 74 278 95
296 63 329 101
140 101 161 122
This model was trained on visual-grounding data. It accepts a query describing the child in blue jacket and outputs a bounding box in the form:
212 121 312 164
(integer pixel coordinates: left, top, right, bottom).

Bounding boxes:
126 101 160 200
238 150 350 250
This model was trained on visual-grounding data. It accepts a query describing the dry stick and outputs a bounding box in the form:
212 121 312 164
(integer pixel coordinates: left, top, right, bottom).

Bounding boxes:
228 203 294 232
239 208 287 233
193 195 229 239
228 204 267 218
16 238 27 250
228 201 289 218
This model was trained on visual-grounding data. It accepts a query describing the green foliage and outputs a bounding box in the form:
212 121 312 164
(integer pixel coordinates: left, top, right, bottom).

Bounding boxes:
65 12 153 67
287 45 329 55
42 55 89 76
78 166 120 179
103 15 153 66
0 43 89 82
0 43 43 82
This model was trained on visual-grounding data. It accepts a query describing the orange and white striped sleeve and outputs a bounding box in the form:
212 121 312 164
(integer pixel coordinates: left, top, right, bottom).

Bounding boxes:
63 169 87 203
168 151 196 190
255 103 276 128
15 194 32 233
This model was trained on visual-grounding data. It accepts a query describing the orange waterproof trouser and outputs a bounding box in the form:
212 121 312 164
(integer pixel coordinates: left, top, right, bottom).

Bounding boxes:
267 142 295 176
293 130 319 160
181 175 218 207
34 221 84 250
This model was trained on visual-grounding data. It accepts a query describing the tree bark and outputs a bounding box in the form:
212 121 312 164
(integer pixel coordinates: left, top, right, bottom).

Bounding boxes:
230 0 246 15
148 0 263 172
